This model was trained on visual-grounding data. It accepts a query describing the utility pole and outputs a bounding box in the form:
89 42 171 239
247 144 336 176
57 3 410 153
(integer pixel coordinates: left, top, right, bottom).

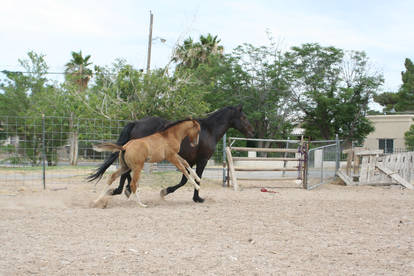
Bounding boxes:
146 11 154 74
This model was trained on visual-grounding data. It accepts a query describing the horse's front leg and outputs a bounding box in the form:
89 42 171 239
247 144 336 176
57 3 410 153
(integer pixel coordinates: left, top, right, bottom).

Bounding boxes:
192 159 208 203
162 155 199 199
161 174 188 198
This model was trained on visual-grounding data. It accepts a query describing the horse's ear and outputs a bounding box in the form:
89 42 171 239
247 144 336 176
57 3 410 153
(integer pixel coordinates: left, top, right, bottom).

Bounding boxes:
236 104 243 112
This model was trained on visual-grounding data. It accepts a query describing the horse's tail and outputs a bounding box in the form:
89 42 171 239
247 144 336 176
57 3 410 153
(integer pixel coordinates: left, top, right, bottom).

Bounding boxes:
87 143 123 182
87 122 135 183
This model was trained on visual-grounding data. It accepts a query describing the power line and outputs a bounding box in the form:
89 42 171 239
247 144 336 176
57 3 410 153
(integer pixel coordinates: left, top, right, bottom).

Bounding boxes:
0 69 144 77
1 70 66 75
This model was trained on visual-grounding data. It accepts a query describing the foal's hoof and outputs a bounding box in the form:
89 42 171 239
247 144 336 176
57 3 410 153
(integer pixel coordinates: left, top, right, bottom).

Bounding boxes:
193 196 205 203
138 202 148 208
91 199 108 209
124 188 131 198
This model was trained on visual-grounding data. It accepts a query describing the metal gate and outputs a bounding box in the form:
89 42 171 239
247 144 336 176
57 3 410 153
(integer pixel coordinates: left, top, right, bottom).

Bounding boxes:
306 138 341 190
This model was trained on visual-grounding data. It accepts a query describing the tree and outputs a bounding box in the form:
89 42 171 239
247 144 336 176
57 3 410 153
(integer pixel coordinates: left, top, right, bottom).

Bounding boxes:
396 58 414 112
64 50 93 92
0 51 48 116
286 44 383 145
199 41 296 149
374 58 414 113
86 59 210 120
373 92 399 112
0 51 69 165
172 34 224 71
63 51 93 165
404 123 414 150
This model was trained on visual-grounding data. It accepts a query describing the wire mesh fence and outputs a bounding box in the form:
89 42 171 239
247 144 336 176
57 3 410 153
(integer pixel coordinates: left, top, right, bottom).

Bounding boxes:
1 114 345 191
0 115 225 190
307 139 343 190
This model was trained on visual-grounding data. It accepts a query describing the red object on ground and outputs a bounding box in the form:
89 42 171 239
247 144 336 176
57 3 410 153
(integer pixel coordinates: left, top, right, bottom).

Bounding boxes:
260 188 278 193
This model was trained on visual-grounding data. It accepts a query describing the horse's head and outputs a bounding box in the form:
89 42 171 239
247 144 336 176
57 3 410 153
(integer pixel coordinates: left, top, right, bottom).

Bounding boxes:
231 104 254 137
187 119 201 147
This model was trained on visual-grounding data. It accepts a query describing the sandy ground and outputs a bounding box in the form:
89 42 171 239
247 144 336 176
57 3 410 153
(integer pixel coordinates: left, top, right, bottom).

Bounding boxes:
1 171 414 275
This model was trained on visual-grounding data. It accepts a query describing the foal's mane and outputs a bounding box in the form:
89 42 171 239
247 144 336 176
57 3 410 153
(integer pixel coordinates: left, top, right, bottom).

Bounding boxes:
201 106 229 118
159 118 193 132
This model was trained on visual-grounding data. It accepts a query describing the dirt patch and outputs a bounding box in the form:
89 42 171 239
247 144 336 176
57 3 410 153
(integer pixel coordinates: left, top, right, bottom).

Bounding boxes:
1 172 414 275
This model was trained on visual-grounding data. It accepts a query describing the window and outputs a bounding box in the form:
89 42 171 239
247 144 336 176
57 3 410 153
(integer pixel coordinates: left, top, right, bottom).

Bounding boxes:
379 139 394 153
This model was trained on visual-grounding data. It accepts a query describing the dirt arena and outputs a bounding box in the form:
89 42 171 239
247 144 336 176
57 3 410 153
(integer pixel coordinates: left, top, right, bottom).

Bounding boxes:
1 171 414 275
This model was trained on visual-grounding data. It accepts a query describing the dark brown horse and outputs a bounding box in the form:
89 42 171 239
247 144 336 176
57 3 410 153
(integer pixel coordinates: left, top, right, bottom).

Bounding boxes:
88 105 254 202
92 119 201 208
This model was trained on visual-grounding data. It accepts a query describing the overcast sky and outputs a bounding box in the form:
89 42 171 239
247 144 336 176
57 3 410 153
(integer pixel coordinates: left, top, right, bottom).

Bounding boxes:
1 0 413 92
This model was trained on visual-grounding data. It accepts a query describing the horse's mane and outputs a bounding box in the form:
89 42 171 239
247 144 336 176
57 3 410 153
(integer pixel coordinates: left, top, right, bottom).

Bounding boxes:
159 118 193 132
159 106 235 131
198 106 235 122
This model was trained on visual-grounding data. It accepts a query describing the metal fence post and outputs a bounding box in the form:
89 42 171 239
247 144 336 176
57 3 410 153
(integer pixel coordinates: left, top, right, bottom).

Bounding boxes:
41 114 46 190
283 137 289 177
335 134 340 176
222 133 227 187
320 148 324 184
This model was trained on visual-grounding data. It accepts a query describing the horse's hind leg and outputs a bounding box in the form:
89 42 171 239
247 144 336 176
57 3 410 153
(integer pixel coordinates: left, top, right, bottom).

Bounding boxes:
109 171 131 197
129 163 147 207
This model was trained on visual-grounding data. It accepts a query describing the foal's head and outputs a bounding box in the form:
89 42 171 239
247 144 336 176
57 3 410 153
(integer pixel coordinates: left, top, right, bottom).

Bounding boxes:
186 120 201 147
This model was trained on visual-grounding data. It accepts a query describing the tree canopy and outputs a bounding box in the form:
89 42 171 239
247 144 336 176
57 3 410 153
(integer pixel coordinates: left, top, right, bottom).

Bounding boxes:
1 35 389 147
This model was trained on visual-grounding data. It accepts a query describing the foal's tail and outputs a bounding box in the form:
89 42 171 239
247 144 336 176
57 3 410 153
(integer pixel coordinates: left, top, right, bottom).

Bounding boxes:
92 143 130 174
87 122 135 183
93 143 124 153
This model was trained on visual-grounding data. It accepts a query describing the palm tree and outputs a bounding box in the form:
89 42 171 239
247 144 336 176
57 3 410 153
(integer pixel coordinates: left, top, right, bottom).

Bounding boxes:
65 51 93 91
172 34 224 71
64 51 93 166
198 33 224 61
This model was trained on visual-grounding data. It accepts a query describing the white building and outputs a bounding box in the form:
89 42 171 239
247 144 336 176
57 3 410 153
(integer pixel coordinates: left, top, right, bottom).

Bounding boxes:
364 114 414 153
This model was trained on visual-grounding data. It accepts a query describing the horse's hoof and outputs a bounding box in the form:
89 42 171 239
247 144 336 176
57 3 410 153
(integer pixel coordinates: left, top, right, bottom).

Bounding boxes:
106 188 115 196
91 199 108 209
160 189 168 198
138 202 148 208
193 196 205 203
124 189 131 198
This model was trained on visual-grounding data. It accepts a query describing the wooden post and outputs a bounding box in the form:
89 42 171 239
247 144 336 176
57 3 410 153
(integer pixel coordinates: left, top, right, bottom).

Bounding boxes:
359 155 368 184
69 114 79 166
146 11 154 74
225 147 238 191
353 154 360 179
